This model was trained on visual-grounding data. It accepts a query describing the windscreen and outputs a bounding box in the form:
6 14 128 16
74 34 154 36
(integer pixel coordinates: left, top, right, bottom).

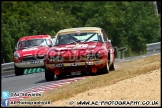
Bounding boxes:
55 32 103 45
17 39 51 50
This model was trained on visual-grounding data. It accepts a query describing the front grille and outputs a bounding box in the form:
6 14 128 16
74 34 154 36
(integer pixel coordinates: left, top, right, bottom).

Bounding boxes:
22 56 36 61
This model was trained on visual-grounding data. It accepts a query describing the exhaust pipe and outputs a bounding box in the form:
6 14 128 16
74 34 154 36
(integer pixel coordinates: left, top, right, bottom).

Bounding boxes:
92 67 97 73
54 70 60 75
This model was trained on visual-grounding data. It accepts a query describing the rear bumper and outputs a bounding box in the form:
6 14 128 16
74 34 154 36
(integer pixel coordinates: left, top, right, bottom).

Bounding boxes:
46 60 106 72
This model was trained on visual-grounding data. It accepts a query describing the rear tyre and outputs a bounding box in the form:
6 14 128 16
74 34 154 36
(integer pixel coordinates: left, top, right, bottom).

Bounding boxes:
45 68 54 81
14 64 24 76
101 61 109 74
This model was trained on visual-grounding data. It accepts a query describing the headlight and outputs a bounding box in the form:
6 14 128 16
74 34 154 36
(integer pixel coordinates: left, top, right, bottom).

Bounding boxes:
14 52 20 58
86 54 91 60
86 54 95 60
86 53 102 60
95 53 101 59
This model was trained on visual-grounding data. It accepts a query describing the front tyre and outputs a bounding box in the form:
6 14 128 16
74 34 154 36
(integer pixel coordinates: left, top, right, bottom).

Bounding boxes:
45 68 54 81
14 64 24 76
101 61 109 74
109 62 115 71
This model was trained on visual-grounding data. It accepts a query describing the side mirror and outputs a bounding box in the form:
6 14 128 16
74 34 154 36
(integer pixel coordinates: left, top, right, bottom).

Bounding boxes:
107 39 111 43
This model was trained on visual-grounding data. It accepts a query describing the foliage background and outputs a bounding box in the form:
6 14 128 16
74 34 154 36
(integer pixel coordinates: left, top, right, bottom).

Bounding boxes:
1 1 161 63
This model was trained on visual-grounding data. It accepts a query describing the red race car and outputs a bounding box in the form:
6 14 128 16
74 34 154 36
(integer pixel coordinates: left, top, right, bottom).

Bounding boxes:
44 27 115 81
14 35 53 76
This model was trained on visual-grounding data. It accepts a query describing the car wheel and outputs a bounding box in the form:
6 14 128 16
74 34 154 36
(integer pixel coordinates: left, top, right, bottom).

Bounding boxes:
109 62 115 71
101 61 109 74
14 64 24 76
45 68 54 81
56 73 65 79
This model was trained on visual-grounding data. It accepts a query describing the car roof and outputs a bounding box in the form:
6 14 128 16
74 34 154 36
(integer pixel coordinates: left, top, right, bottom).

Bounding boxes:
57 27 102 34
18 35 51 42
